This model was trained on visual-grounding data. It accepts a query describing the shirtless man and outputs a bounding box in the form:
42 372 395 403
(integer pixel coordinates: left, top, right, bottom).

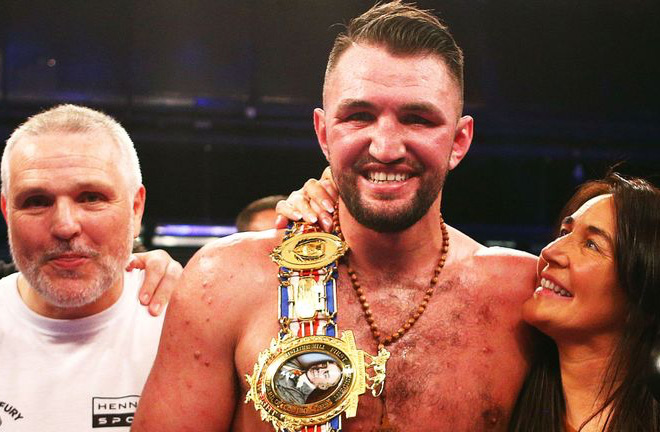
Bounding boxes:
134 2 537 430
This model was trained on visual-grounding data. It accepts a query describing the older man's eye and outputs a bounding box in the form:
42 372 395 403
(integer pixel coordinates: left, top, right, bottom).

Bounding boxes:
22 195 51 208
79 192 106 203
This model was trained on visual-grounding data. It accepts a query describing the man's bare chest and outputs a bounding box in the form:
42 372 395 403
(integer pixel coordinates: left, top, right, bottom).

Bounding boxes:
235 271 528 431
338 302 523 430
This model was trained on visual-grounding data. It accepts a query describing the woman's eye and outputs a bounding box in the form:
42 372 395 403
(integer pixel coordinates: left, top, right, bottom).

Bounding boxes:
586 239 600 251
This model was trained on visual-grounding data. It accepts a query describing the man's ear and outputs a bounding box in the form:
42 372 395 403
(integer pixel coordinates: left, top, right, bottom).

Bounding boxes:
132 185 146 238
314 108 330 162
449 115 474 171
1 193 8 222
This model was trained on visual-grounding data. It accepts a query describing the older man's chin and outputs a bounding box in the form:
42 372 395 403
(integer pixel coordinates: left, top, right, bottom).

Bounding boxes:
14 252 127 309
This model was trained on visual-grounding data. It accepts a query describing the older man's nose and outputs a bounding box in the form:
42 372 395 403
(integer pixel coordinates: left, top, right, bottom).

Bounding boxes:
51 200 82 240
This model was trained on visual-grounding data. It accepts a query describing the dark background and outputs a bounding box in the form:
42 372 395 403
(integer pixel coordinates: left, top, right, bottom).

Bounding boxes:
1 0 658 262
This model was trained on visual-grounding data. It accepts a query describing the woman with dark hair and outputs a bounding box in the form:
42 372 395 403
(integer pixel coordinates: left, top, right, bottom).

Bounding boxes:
509 172 660 431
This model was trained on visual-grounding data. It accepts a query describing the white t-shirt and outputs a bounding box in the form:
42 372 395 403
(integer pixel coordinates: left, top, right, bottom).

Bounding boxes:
0 270 164 431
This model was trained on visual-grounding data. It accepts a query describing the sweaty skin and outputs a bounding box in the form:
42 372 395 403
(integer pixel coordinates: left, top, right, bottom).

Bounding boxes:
133 223 535 431
134 43 537 431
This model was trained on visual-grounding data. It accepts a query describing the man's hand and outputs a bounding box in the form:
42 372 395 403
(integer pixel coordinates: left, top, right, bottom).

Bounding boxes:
126 250 183 316
275 167 339 232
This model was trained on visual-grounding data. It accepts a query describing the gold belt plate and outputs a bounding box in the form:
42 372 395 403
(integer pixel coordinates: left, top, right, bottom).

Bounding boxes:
271 232 347 270
245 331 389 432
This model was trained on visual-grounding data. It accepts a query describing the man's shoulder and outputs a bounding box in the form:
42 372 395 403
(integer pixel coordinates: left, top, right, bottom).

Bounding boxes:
188 228 285 272
447 227 537 295
160 229 286 350
470 246 537 299
185 228 287 287
449 226 537 268
450 227 536 265
475 245 537 264
174 229 285 313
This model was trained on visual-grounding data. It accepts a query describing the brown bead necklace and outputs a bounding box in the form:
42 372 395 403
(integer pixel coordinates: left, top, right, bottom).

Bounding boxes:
332 209 450 350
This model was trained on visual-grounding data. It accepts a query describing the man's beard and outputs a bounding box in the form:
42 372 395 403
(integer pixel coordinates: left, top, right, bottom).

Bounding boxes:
9 229 133 309
335 160 446 233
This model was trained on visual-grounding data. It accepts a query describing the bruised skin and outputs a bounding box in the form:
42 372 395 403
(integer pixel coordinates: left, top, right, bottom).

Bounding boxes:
135 224 536 432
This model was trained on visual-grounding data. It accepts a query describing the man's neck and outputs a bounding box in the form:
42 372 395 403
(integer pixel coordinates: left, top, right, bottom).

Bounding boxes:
337 199 446 273
17 274 124 320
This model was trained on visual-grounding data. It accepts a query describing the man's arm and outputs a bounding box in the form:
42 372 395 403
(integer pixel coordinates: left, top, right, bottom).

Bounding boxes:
133 245 237 431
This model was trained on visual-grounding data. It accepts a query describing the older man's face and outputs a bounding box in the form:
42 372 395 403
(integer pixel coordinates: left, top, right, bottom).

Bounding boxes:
1 130 144 315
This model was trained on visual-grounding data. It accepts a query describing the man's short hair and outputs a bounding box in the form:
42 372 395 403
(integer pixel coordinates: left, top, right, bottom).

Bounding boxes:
324 0 464 106
235 195 286 232
1 104 142 196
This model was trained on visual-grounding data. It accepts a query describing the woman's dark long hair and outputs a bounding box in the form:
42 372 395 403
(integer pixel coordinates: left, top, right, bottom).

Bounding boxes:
509 172 660 431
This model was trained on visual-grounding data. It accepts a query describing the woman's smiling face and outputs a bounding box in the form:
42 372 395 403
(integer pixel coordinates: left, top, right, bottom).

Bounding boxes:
523 194 628 344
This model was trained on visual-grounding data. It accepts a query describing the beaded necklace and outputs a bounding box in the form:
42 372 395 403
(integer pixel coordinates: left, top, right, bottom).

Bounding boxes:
332 209 450 349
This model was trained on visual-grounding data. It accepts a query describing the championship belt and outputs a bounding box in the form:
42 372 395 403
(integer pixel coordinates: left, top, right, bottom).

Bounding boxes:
245 222 390 432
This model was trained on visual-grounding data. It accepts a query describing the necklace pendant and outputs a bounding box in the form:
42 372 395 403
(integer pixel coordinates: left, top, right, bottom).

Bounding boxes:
373 397 398 432
374 414 399 432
